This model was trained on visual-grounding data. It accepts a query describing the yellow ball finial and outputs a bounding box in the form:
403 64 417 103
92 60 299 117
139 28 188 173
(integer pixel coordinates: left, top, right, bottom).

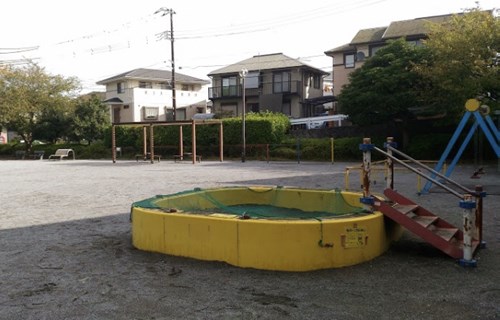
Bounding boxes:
465 99 480 112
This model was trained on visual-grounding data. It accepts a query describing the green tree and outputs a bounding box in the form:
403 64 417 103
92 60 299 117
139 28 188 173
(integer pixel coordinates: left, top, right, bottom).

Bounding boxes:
337 38 432 144
70 94 110 143
418 7 500 117
0 62 80 154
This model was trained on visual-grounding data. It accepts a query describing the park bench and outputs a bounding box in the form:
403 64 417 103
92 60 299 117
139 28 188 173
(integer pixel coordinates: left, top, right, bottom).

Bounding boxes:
15 150 25 160
173 153 202 163
48 149 75 160
33 150 45 159
135 152 161 162
14 150 45 160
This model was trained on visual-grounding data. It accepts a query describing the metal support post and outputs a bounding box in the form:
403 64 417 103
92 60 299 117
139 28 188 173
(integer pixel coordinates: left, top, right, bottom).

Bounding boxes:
459 194 477 267
384 137 397 190
359 138 374 210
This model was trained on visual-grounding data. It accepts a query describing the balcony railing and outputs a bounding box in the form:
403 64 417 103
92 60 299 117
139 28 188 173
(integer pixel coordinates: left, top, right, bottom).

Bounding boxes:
209 81 302 99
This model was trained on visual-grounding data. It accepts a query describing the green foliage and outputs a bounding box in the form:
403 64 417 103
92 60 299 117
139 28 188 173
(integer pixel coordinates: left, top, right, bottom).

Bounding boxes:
223 112 290 145
75 141 109 159
419 8 500 118
338 38 432 126
70 94 110 143
0 62 80 154
103 126 143 150
405 134 452 159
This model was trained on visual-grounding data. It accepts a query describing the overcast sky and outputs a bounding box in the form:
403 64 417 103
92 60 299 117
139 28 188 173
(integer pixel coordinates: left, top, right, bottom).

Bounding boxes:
1 0 497 93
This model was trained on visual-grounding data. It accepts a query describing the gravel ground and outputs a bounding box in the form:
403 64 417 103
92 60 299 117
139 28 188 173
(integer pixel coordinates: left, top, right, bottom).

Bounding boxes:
0 159 499 320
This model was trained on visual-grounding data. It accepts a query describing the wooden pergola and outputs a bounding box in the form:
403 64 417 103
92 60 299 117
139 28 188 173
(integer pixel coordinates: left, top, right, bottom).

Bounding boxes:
111 119 224 164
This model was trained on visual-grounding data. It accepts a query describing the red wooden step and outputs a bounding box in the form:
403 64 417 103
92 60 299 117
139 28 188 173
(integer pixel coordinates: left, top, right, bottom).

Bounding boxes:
376 188 479 260
392 204 419 214
411 215 438 228
430 227 459 242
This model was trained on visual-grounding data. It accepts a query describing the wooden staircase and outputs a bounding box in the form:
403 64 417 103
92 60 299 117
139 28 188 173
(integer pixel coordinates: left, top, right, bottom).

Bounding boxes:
375 188 479 259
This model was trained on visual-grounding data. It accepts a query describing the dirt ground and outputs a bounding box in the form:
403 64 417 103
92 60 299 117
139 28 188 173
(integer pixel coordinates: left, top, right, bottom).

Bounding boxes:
0 159 499 320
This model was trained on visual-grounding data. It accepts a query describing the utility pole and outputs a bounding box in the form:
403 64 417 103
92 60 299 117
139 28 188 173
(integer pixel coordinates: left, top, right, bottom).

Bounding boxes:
155 7 176 120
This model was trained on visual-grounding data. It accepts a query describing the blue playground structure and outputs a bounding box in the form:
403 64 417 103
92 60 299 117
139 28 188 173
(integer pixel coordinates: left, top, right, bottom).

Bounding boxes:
422 99 500 194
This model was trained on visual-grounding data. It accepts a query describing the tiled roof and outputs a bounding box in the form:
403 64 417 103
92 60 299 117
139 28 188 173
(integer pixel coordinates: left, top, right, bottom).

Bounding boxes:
326 13 458 53
208 53 328 76
324 44 357 55
382 14 455 39
96 68 210 85
350 27 387 45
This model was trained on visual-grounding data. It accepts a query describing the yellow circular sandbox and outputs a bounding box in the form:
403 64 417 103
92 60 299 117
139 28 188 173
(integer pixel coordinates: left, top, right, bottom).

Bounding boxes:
131 186 402 271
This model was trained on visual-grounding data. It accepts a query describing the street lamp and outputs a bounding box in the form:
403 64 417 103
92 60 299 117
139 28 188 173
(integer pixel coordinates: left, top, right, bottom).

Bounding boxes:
240 68 248 162
155 7 177 120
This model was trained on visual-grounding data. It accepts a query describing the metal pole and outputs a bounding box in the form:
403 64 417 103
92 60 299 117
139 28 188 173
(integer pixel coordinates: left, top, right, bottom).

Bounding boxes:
240 68 247 162
385 137 395 189
459 194 476 266
359 138 375 211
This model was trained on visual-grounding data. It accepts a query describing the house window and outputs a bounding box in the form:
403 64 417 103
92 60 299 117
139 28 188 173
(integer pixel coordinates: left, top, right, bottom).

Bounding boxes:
219 104 237 117
370 45 384 56
273 72 291 93
245 72 260 89
160 82 172 89
176 109 186 120
344 53 355 68
143 107 159 120
313 75 320 89
182 84 189 91
117 82 124 94
139 81 152 89
282 102 291 116
222 76 237 96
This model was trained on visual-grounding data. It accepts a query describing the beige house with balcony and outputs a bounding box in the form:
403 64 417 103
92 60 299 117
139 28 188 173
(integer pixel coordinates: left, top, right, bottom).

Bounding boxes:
207 53 330 118
324 14 455 98
96 68 210 123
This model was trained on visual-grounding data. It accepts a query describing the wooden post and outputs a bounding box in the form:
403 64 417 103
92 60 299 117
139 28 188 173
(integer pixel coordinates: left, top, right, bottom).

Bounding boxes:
191 120 196 164
331 137 335 164
149 124 154 164
142 126 147 159
112 124 116 163
219 121 224 162
179 125 184 160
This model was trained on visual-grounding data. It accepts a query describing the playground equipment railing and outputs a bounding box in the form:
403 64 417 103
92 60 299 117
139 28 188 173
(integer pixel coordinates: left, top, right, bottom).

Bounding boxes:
344 159 444 192
360 137 486 266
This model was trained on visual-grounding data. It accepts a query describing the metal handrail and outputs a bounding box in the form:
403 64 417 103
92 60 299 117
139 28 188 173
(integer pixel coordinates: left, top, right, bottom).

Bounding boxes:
373 146 465 199
386 145 476 196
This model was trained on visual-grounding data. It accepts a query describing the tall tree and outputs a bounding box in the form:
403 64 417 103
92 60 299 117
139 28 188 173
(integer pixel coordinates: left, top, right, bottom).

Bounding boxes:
337 38 432 144
418 7 500 117
70 94 110 143
0 62 80 154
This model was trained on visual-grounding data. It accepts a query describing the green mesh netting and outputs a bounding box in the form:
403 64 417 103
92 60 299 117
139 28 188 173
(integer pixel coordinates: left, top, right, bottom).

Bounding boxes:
133 187 366 220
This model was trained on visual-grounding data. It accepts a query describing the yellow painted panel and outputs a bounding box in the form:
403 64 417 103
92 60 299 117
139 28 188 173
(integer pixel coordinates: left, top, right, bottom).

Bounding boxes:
163 214 239 265
131 188 403 271
131 208 166 253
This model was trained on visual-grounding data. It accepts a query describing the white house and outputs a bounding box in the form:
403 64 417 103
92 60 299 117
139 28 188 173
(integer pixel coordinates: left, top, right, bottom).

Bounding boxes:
96 68 210 123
